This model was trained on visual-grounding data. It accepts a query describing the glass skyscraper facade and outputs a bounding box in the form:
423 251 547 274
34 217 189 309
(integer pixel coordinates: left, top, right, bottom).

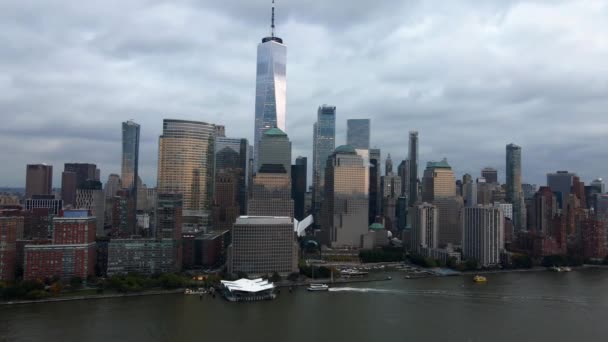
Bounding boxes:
408 131 419 207
506 143 525 231
346 119 370 150
215 137 249 215
157 119 215 218
253 15 286 172
312 105 336 214
121 120 140 192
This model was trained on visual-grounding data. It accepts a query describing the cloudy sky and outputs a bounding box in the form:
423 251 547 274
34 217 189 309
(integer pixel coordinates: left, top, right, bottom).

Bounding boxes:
1 0 607 188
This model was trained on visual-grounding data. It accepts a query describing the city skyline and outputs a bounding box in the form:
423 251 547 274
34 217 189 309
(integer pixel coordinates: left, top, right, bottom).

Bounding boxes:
1 1 607 188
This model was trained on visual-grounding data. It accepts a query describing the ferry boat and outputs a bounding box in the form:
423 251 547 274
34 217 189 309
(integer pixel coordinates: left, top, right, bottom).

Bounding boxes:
473 275 487 283
340 269 369 278
307 284 329 291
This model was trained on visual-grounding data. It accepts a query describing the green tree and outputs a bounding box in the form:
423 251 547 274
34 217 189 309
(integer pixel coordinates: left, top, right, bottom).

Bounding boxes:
70 276 83 289
270 272 282 283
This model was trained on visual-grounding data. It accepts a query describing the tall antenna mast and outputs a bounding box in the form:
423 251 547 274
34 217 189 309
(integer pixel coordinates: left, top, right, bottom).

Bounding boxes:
271 0 275 37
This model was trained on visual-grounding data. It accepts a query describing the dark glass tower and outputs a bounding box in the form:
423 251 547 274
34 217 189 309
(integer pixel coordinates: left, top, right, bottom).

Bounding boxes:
408 131 419 207
346 119 371 150
291 156 307 220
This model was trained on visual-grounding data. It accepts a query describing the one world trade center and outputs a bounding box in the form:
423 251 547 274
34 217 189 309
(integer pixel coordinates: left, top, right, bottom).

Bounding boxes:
253 1 286 172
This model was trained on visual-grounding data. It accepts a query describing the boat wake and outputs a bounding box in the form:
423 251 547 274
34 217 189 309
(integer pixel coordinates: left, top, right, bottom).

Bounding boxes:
327 287 590 305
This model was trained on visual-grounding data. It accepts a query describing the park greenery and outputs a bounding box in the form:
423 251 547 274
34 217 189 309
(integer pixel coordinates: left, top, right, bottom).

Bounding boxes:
359 247 405 263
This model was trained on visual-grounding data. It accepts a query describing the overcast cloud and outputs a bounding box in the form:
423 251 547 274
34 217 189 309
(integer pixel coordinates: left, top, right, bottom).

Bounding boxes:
1 0 607 188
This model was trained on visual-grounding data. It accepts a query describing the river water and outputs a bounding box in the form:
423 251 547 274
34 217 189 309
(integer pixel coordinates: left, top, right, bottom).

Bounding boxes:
2 269 608 341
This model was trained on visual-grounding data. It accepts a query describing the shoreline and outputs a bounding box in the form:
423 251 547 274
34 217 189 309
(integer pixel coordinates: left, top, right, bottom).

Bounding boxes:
3 265 604 305
1 289 183 306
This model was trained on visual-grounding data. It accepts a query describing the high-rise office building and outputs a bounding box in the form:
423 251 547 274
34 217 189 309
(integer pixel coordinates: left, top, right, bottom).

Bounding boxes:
62 163 97 206
216 137 249 215
322 145 369 247
228 216 298 276
481 167 498 184
253 2 287 172
422 159 456 202
157 119 215 230
248 165 294 218
75 186 105 237
156 193 183 240
590 178 605 194
408 131 419 207
121 120 140 236
506 143 525 231
291 157 307 221
547 171 576 209
531 187 557 234
346 119 371 149
25 164 53 198
312 105 336 214
121 120 140 192
215 125 226 138
212 171 240 231
435 196 464 247
104 174 121 198
411 203 438 253
398 160 409 196
258 128 291 177
385 154 393 175
462 205 505 267
369 148 381 224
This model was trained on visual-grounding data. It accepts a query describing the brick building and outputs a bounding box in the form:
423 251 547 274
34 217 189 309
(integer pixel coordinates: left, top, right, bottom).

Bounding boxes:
24 210 97 281
0 216 24 280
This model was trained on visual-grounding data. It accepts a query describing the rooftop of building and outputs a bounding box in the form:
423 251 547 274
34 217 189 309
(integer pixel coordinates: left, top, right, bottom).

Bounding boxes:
334 145 357 155
258 164 287 174
426 158 451 169
369 223 385 230
236 216 292 225
221 278 275 293
263 127 287 136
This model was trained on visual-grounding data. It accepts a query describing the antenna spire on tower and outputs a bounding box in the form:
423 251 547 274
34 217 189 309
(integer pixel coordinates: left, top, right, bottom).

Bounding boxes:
271 0 275 37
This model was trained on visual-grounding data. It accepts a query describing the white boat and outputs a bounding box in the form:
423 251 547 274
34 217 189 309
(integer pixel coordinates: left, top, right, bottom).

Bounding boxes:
549 266 563 272
307 284 329 291
562 267 572 272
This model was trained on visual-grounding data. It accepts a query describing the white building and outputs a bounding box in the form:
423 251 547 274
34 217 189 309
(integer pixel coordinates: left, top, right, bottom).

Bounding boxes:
462 205 505 267
411 203 438 253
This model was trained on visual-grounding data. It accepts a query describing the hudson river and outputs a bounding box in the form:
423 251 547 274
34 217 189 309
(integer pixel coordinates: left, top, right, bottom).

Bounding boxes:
3 269 608 341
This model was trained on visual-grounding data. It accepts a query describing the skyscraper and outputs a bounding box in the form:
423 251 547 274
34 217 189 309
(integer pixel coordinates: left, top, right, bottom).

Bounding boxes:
104 174 121 198
481 167 498 184
346 119 371 149
215 137 249 214
258 128 291 177
422 158 456 202
462 205 505 267
408 131 419 207
435 196 464 247
62 163 97 207
322 145 369 247
157 119 215 230
312 105 336 214
411 203 438 253
248 164 294 218
121 120 140 192
369 148 381 224
398 160 409 196
25 164 53 198
506 143 525 231
253 1 287 172
547 171 576 209
291 157 307 221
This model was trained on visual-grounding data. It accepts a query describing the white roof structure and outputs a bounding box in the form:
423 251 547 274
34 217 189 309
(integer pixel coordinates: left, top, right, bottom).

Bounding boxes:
294 214 313 237
221 278 275 293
